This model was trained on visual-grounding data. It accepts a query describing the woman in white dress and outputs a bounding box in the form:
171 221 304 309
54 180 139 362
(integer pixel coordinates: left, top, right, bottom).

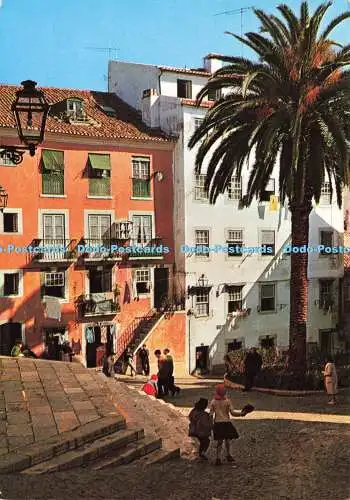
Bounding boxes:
323 356 338 405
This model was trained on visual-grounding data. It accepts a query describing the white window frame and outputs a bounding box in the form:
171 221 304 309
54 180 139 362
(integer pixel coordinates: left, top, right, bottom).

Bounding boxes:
194 174 209 201
131 156 152 200
259 283 276 313
42 270 69 303
260 230 275 256
319 182 331 205
0 208 23 235
227 285 244 313
134 268 151 296
193 117 204 131
129 211 155 244
194 228 210 258
195 289 210 317
226 229 244 257
227 176 242 201
84 210 115 239
39 209 69 240
0 269 24 297
319 228 333 256
319 279 334 307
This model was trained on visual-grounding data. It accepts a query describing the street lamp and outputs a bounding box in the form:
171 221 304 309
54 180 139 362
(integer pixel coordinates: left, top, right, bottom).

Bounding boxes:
0 185 8 210
0 80 49 165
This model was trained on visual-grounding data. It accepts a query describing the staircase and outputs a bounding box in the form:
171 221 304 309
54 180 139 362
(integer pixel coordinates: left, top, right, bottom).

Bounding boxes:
116 309 164 361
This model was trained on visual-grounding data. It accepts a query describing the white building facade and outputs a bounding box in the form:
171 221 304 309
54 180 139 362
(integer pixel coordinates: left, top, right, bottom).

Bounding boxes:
109 56 344 374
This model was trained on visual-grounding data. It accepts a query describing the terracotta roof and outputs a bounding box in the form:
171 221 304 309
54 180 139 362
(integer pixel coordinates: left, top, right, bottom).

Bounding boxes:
181 99 214 108
158 65 211 77
0 85 172 143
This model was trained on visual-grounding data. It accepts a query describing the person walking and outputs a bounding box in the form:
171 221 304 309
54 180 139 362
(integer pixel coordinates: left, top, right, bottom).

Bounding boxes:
154 349 170 397
163 348 180 396
323 356 338 405
124 348 137 377
139 344 150 376
209 384 254 466
188 398 212 460
243 347 262 391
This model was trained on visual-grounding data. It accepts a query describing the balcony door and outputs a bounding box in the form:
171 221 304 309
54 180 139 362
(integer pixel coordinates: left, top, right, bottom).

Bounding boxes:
43 214 65 260
132 215 152 246
88 215 111 244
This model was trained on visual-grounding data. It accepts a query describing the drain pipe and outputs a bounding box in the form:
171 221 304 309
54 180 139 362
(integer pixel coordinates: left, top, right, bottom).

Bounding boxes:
187 309 194 374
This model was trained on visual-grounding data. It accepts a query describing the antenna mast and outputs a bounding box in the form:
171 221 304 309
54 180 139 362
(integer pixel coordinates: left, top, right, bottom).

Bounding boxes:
214 6 253 56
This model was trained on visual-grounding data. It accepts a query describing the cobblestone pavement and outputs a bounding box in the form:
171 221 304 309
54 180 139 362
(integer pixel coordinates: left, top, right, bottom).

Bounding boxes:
0 358 119 456
0 373 349 500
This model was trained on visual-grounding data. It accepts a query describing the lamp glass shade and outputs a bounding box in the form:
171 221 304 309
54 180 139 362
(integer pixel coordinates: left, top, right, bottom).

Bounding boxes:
12 80 49 146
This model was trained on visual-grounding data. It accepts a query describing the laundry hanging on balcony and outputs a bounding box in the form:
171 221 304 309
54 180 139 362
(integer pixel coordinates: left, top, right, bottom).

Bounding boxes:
100 325 108 343
85 326 95 344
123 281 131 304
43 296 61 321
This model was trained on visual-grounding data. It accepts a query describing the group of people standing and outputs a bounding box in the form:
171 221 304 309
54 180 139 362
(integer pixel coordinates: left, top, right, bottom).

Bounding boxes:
141 347 180 398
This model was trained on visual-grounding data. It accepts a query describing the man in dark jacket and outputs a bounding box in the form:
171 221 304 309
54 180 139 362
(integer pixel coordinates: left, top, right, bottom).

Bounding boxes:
154 349 170 397
138 344 150 376
243 347 262 391
163 348 180 396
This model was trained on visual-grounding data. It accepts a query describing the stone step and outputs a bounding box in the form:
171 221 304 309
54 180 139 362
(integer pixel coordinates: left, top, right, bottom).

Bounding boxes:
0 415 126 474
129 446 180 467
91 435 162 470
22 428 144 474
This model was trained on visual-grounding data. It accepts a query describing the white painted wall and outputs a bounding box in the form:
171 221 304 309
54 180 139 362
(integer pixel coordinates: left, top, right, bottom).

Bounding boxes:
109 56 344 373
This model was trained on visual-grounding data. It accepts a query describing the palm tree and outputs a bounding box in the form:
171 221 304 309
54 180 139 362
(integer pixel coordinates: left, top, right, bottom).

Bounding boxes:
188 2 350 378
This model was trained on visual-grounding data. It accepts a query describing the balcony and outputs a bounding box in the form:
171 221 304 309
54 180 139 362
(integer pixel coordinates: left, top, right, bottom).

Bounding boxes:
88 178 110 196
42 173 64 195
31 239 77 262
79 236 167 261
79 293 120 317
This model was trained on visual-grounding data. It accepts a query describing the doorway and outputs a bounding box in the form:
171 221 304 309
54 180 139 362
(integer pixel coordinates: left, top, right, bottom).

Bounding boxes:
195 345 209 373
320 329 336 355
0 322 22 356
154 267 169 310
85 325 114 368
44 327 66 360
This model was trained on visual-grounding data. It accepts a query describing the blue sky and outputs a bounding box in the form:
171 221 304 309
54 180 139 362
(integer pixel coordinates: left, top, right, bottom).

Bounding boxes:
0 0 348 90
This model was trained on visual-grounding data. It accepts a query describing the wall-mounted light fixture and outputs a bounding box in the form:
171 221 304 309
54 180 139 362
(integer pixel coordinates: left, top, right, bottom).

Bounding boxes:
152 171 164 182
0 185 8 210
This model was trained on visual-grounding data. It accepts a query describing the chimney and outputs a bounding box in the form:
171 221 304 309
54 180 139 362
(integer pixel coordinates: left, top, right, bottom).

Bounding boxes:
141 89 159 128
203 54 223 74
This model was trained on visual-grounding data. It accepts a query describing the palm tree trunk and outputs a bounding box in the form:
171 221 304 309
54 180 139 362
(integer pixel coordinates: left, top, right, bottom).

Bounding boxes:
288 202 312 378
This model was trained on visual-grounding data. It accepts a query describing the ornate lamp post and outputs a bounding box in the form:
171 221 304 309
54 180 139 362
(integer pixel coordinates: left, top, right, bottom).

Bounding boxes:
0 80 49 165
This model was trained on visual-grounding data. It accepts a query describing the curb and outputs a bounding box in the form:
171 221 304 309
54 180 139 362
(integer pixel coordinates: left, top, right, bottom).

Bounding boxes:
224 377 323 397
0 415 125 474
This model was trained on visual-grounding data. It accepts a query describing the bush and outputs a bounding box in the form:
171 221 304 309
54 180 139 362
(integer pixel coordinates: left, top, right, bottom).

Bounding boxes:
225 347 350 390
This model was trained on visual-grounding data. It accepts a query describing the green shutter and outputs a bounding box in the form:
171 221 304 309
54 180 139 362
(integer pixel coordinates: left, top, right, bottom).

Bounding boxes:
88 153 111 170
42 150 64 171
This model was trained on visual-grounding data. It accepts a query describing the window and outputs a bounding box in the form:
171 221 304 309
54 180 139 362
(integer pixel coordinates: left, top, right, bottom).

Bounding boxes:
227 176 242 201
177 79 192 99
42 272 65 299
89 269 112 294
320 230 333 255
260 283 276 312
43 214 65 242
88 154 111 196
195 230 209 257
3 273 19 296
320 182 331 205
67 99 85 120
41 150 64 195
134 268 151 294
132 215 152 245
319 280 334 308
3 213 18 233
195 290 209 316
260 335 275 348
227 285 243 312
260 178 275 202
194 174 208 201
261 230 275 255
227 340 242 352
207 88 221 101
193 117 204 131
88 215 111 243
132 157 151 198
227 230 243 257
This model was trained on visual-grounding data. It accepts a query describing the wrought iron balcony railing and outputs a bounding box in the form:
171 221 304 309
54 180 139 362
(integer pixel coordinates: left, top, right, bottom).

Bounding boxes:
79 293 120 317
31 239 77 261
79 237 167 260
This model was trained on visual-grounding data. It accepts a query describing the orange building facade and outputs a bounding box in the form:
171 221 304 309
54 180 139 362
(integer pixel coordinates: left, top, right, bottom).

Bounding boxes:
0 86 177 367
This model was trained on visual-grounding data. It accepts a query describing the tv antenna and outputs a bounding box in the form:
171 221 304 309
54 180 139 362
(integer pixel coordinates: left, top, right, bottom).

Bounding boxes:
214 7 254 56
85 47 118 59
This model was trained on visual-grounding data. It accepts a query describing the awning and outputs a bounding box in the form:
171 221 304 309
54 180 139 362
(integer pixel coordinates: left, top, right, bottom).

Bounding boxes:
88 153 111 170
42 150 64 171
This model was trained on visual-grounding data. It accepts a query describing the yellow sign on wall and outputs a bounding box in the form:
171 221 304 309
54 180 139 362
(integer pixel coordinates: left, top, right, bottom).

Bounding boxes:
269 195 279 212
